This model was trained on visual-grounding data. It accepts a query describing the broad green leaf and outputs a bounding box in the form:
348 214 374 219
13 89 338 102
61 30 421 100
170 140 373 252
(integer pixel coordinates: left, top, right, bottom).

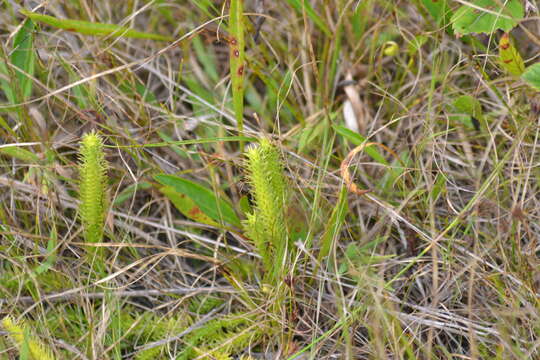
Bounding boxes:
499 33 525 76
522 63 540 91
154 174 241 227
20 9 172 41
159 186 218 227
451 0 524 36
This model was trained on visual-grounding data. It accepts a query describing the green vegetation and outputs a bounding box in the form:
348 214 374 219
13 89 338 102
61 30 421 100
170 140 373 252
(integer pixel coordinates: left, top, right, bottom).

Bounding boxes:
79 132 108 246
244 139 290 282
1 316 55 360
1 1 539 359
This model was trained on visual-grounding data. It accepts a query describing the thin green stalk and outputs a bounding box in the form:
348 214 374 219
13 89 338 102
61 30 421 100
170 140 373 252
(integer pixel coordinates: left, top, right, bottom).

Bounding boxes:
229 0 245 152
20 9 172 41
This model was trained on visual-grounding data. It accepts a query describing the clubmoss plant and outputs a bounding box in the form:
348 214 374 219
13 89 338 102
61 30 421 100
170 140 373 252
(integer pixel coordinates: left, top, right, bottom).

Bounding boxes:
1 316 55 360
244 139 289 282
176 313 258 360
78 131 108 266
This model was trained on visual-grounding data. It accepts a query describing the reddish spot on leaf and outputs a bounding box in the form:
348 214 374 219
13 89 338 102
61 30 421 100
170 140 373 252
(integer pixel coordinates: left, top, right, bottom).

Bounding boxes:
188 206 203 217
237 65 244 75
66 28 76 32
233 49 240 57
500 33 511 49
230 38 237 46
504 59 513 64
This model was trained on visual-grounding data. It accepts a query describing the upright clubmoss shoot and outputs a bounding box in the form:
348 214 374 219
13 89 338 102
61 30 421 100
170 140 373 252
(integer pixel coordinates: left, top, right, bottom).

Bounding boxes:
244 139 289 282
1 316 55 360
78 131 108 265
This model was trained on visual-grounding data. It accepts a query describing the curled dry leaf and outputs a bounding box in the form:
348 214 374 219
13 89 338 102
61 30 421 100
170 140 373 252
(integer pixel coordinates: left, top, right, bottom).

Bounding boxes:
340 142 400 196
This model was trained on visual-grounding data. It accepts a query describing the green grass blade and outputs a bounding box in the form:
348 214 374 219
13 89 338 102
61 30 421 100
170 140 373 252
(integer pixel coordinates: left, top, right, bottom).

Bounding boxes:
285 0 331 36
110 136 256 148
12 18 36 100
0 18 35 105
333 125 389 165
318 186 348 263
0 145 39 163
20 9 172 41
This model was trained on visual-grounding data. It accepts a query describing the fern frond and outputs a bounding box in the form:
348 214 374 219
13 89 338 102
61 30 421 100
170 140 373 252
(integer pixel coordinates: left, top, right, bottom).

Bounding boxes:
1 316 56 360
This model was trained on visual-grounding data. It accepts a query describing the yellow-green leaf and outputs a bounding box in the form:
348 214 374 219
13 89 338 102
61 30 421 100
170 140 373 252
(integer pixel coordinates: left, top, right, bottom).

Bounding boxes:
154 174 241 228
160 186 218 227
499 33 525 76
